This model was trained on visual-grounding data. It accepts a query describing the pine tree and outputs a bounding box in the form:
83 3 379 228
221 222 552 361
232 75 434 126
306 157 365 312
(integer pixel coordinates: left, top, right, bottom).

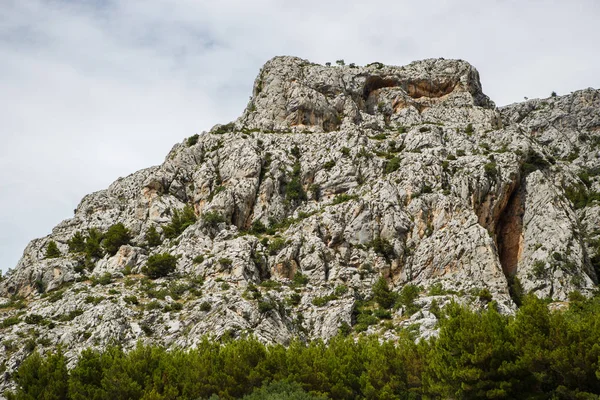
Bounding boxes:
144 225 162 247
102 223 131 255
45 240 61 259
372 277 396 309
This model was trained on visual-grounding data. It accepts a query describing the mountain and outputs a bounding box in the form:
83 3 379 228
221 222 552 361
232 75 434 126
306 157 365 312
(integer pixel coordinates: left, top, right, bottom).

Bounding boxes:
0 56 599 392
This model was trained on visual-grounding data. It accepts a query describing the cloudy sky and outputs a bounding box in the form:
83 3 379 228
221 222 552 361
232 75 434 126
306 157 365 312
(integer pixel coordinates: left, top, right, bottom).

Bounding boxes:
1 0 599 272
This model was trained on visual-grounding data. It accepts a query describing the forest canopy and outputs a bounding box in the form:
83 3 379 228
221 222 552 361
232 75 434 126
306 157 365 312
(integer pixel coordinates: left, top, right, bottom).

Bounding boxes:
6 293 600 399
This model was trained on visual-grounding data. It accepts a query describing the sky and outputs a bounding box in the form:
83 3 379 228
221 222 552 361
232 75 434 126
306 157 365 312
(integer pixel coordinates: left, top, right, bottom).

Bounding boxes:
1 0 599 272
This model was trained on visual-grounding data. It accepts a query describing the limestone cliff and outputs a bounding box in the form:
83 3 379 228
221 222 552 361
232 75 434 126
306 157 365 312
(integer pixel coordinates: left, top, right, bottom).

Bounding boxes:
0 56 599 392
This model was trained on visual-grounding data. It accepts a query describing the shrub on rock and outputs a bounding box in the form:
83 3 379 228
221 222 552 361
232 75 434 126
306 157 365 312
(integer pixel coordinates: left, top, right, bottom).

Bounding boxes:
144 253 177 279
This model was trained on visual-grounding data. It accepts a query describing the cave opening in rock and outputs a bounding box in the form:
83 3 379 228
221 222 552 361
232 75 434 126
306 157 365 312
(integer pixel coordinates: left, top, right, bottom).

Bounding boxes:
495 185 525 278
362 76 400 100
403 78 458 99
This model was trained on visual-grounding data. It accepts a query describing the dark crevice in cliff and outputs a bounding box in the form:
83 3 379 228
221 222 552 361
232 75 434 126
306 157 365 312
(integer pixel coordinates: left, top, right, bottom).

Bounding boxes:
495 182 526 279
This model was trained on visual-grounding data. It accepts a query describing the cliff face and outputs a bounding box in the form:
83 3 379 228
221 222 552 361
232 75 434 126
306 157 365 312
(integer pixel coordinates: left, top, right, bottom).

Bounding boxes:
0 56 599 389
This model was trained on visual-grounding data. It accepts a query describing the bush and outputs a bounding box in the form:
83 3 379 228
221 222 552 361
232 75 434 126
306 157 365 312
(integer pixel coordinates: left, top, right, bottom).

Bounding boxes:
91 273 113 286
292 272 309 286
199 301 211 312
219 258 233 267
367 236 394 259
373 277 397 309
243 380 325 400
145 253 177 279
84 296 104 305
193 255 205 264
24 314 44 325
398 284 421 314
285 162 306 202
1 316 20 328
373 308 392 319
123 295 139 305
67 232 86 253
202 211 225 230
268 237 286 255
384 156 401 174
45 241 61 259
212 122 235 135
533 260 546 278
186 134 199 147
250 220 267 234
85 228 104 259
334 285 348 296
312 294 337 307
332 193 358 205
478 288 493 303
258 299 276 313
164 205 197 239
145 226 162 247
484 161 498 178
465 123 474 135
287 293 302 306
102 223 131 256
145 300 161 311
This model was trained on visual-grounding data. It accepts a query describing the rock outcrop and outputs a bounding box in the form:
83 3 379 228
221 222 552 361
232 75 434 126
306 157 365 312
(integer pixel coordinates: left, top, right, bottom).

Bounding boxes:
0 56 599 392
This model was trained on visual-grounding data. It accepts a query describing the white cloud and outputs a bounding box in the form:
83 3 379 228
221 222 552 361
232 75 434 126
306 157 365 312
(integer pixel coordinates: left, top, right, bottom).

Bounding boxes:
1 0 599 271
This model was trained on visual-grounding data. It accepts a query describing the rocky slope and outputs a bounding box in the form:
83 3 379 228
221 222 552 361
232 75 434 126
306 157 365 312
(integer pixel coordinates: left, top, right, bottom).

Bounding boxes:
0 56 599 392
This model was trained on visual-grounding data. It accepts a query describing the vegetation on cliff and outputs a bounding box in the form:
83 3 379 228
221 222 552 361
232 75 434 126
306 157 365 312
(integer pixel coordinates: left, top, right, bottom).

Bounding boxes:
7 293 600 399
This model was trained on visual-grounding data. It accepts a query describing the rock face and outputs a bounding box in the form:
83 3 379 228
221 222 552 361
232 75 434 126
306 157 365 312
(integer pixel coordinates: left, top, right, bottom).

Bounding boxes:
0 56 599 392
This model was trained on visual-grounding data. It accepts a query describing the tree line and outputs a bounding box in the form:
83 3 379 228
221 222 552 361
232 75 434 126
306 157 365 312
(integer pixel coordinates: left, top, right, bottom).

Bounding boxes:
6 292 600 399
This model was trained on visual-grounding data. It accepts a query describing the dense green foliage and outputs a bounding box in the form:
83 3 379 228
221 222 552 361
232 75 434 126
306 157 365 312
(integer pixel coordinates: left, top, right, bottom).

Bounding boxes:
144 253 177 279
164 205 197 239
85 228 104 259
372 277 396 309
186 134 199 147
285 162 307 202
144 225 162 247
202 211 226 230
243 381 326 399
45 241 61 259
102 223 131 256
8 294 600 399
67 231 86 253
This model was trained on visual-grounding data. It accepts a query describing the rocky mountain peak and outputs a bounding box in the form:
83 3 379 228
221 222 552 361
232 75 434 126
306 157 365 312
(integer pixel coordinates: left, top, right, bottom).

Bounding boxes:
236 56 495 134
0 56 599 393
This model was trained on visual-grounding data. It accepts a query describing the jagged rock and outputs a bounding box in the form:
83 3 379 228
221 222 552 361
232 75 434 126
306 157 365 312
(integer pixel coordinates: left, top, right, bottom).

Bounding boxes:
0 56 599 393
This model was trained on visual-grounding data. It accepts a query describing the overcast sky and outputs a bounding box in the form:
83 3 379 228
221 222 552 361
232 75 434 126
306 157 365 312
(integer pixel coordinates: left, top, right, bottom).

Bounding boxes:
1 0 599 272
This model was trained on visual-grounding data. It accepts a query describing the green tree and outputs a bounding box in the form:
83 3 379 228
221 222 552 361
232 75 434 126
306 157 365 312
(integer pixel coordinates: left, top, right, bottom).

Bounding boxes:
67 231 86 253
285 162 306 202
202 211 225 230
164 205 197 239
372 277 396 309
145 253 177 279
424 302 521 399
45 241 61 259
102 223 131 256
243 380 326 399
68 349 105 400
85 228 104 259
7 349 68 400
145 225 162 247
